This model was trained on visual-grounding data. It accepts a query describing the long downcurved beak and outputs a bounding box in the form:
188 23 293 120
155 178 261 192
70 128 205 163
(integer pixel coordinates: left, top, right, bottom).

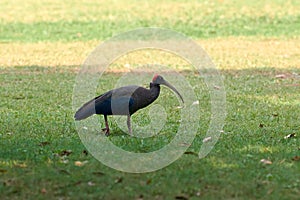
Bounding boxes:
161 80 184 103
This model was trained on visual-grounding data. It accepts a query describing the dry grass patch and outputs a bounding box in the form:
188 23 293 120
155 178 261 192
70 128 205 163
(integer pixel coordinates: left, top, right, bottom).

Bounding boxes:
1 0 299 23
1 38 299 72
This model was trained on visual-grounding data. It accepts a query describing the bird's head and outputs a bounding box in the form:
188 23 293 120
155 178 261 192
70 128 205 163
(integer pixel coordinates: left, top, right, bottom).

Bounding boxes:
152 74 165 85
152 74 184 103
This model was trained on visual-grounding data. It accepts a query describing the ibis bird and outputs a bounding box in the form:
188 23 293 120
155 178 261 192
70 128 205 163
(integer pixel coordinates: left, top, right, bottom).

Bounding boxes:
74 75 183 136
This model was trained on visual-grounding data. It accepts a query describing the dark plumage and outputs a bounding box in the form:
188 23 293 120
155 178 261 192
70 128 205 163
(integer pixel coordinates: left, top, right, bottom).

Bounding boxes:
74 75 183 136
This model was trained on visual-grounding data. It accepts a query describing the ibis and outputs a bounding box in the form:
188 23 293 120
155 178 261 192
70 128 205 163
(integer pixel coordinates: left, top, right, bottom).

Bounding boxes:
74 75 183 136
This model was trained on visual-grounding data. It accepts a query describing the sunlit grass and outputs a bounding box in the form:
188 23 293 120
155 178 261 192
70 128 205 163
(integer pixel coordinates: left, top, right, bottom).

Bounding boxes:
1 38 300 70
1 0 299 23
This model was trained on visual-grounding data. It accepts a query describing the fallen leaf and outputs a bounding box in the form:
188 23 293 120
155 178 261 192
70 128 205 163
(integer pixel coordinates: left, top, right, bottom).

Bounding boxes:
292 72 300 78
74 161 88 167
38 141 50 146
178 143 190 147
184 151 198 156
13 96 25 100
284 84 300 87
260 159 272 165
57 169 70 175
267 189 274 195
115 177 123 183
275 74 287 79
3 179 15 186
146 179 152 185
14 162 27 168
284 133 296 139
137 194 144 200
92 171 105 176
175 195 189 200
279 159 286 164
74 181 82 186
192 100 199 105
203 136 212 143
59 150 72 156
41 188 47 194
292 156 300 161
88 181 95 186
60 159 69 164
213 85 221 90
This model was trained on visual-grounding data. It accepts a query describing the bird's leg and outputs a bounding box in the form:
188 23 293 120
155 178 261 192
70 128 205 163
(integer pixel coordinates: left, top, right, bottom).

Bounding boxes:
127 115 132 135
102 115 110 136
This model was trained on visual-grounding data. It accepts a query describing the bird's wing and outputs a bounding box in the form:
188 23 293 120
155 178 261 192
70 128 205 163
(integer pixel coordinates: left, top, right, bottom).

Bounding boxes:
94 85 139 104
100 86 138 115
74 85 139 120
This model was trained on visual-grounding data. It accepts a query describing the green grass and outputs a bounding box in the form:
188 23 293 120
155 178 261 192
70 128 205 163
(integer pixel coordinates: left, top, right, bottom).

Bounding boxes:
1 0 300 42
1 15 299 42
1 0 300 199
0 66 299 199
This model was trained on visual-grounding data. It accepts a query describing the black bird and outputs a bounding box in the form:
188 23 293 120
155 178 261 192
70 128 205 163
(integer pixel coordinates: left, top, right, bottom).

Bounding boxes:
74 75 183 136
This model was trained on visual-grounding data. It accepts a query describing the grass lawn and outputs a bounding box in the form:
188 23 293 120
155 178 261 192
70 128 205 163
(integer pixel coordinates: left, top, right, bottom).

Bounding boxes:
0 0 299 199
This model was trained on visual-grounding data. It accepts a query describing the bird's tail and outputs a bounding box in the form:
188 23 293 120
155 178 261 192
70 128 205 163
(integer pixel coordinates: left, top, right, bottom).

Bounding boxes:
74 99 96 120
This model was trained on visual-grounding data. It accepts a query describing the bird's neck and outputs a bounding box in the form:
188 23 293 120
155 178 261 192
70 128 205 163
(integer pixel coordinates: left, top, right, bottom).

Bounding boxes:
149 82 160 101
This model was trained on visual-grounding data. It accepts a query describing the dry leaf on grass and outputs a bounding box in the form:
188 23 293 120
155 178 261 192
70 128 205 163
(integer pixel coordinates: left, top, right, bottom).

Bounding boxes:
88 181 95 186
14 162 27 168
203 136 212 143
60 159 69 164
59 150 72 156
284 133 296 139
146 179 152 185
184 151 198 156
260 159 272 165
38 141 50 146
178 142 190 147
214 85 221 90
74 161 88 167
275 74 287 79
192 100 199 105
92 171 105 176
115 177 123 183
175 195 189 200
291 156 300 161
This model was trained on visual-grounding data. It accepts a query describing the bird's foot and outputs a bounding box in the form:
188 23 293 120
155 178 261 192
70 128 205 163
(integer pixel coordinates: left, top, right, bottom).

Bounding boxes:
102 128 110 136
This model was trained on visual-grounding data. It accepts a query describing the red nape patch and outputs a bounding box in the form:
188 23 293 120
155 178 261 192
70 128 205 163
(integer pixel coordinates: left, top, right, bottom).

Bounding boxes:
152 74 159 81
